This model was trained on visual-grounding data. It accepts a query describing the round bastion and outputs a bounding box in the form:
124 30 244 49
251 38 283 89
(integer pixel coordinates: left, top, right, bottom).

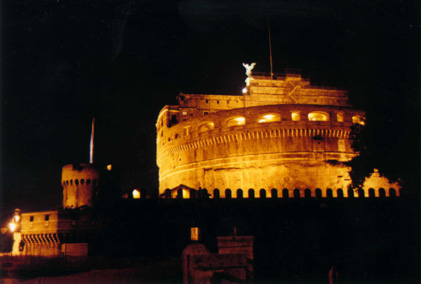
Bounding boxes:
156 72 397 198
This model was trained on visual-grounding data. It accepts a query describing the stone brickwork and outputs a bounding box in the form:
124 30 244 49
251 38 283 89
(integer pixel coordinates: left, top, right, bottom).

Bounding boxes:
156 72 380 197
61 163 118 208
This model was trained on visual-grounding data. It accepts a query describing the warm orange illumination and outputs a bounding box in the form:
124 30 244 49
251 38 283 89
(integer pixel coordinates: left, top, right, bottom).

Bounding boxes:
191 227 199 241
8 222 16 233
352 115 365 125
308 112 328 121
132 189 141 199
227 117 245 127
258 114 280 123
107 164 112 171
198 122 214 132
291 112 300 121
337 113 344 122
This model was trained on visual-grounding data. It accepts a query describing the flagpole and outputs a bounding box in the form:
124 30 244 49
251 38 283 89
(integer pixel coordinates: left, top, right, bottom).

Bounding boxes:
268 19 274 78
89 118 95 164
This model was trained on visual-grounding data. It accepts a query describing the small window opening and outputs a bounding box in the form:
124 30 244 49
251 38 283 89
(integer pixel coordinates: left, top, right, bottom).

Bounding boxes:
337 113 344 122
45 215 50 221
291 111 300 121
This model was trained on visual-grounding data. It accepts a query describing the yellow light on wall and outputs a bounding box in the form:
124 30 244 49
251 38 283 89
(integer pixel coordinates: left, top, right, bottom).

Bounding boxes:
352 115 365 125
308 112 328 121
234 117 245 125
263 114 274 120
107 164 112 171
191 227 199 241
258 114 280 123
291 112 300 121
227 117 246 127
132 189 141 199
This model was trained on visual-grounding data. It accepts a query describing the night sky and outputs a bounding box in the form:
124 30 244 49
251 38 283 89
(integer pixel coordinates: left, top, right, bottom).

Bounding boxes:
1 0 420 214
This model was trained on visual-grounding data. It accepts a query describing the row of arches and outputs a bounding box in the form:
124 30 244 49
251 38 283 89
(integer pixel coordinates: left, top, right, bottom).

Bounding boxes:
62 179 97 187
196 112 362 133
162 113 365 143
161 187 399 199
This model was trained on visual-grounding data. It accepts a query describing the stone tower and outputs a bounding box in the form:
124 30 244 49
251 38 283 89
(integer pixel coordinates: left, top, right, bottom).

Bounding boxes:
61 163 118 208
156 69 400 198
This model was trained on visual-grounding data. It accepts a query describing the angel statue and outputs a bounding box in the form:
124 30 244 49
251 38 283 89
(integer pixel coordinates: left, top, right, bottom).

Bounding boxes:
242 62 256 86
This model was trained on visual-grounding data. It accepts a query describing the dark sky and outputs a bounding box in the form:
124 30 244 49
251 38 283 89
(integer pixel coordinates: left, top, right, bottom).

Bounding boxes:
1 0 420 214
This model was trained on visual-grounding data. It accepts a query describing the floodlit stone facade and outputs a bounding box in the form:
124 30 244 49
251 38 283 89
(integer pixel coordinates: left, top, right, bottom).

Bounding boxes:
62 163 117 208
156 71 399 198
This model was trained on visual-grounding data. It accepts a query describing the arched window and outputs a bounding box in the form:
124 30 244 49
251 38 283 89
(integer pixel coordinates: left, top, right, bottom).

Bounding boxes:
248 189 255 198
326 188 333 198
236 189 243 199
337 189 344 198
227 117 245 127
358 188 365 198
271 188 278 199
260 189 266 199
352 115 365 125
282 188 289 198
225 189 232 199
337 112 344 122
213 188 220 199
80 179 84 185
379 188 386 198
258 114 280 123
198 122 214 132
304 188 311 198
308 111 329 121
369 188 376 198
291 111 300 121
293 189 300 199
389 188 396 198
315 188 322 199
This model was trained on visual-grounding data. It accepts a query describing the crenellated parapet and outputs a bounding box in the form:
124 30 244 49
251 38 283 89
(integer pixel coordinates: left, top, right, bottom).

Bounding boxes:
160 187 400 200
155 71 384 196
62 163 118 209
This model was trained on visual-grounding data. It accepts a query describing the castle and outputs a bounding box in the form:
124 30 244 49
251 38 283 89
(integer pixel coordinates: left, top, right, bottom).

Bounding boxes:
0 66 410 283
3 66 401 272
156 66 400 199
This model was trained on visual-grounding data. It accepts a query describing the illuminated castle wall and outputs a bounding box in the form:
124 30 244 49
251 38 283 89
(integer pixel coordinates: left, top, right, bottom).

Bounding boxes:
156 71 399 198
62 163 117 209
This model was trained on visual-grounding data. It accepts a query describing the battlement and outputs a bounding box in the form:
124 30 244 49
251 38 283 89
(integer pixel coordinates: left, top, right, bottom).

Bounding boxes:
155 70 400 199
158 187 399 199
61 163 118 209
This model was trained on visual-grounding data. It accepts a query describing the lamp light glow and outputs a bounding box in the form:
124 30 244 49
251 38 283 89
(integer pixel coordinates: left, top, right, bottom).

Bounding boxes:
132 189 141 199
8 222 16 233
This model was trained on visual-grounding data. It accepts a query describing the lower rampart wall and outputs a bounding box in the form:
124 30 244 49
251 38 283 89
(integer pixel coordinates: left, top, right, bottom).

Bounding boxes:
160 186 400 199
